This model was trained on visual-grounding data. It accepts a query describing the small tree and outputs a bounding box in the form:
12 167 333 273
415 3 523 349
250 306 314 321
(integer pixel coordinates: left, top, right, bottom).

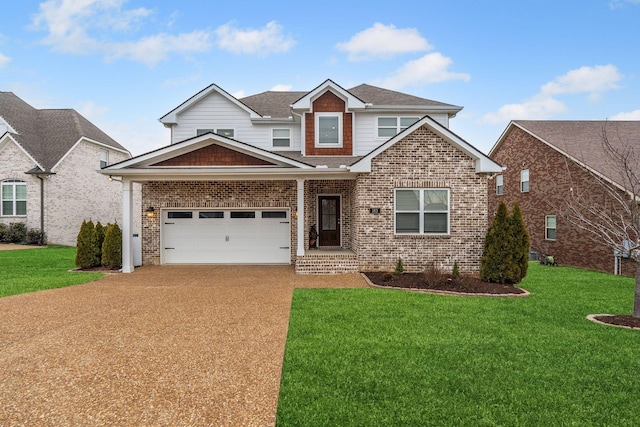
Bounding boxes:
101 222 122 269
76 220 100 268
395 257 404 274
95 222 105 258
510 203 530 283
481 202 521 284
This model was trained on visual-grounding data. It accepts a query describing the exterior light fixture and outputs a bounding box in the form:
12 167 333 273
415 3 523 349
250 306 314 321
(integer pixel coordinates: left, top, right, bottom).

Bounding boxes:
145 207 155 218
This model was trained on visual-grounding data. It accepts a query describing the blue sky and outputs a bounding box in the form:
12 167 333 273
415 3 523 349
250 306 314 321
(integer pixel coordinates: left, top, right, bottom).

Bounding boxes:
1 0 639 156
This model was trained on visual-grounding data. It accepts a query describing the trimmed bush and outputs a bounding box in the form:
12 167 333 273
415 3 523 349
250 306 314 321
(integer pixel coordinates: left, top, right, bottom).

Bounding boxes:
75 220 100 269
0 223 8 242
7 222 27 243
452 261 460 278
510 203 530 283
95 222 105 254
395 257 404 274
26 228 46 245
101 222 122 269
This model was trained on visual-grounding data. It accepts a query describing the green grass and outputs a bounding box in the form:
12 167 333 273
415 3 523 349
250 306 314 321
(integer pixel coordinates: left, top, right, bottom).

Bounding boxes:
0 246 104 297
276 263 640 426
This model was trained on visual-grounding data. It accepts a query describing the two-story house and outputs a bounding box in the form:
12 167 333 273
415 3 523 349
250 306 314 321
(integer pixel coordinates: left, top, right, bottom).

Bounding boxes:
0 92 131 246
488 120 639 276
103 79 502 274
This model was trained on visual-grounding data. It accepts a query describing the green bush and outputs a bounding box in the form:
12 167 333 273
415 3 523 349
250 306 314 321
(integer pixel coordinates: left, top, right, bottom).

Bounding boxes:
101 222 122 269
395 257 404 274
452 261 460 278
480 202 524 284
75 220 100 269
0 223 8 242
95 222 105 254
26 228 45 245
7 222 27 243
510 203 530 283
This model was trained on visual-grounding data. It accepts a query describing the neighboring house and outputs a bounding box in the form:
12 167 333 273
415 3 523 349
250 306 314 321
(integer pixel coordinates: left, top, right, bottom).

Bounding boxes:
103 79 502 273
488 120 639 276
0 92 131 246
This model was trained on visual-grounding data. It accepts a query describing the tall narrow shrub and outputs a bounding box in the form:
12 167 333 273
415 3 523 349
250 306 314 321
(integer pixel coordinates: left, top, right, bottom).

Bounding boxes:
95 222 105 258
102 222 122 269
76 220 100 268
510 203 530 283
481 202 516 284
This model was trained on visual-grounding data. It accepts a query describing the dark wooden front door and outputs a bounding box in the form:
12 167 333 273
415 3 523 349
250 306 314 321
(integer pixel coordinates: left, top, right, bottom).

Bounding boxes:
318 196 340 247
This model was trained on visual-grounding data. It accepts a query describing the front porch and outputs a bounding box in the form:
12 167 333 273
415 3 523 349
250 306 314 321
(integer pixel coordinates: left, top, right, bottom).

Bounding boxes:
295 248 358 274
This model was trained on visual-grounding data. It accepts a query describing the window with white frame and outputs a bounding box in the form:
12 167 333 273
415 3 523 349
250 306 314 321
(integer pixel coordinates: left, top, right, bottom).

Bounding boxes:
395 188 449 234
315 113 342 146
1 179 26 216
545 215 556 240
196 128 235 138
496 175 504 195
272 128 291 147
521 169 530 192
377 116 420 138
99 149 109 168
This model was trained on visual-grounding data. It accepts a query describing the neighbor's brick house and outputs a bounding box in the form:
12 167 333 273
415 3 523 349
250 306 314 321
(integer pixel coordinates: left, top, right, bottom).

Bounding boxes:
0 92 133 246
103 79 502 274
488 120 638 276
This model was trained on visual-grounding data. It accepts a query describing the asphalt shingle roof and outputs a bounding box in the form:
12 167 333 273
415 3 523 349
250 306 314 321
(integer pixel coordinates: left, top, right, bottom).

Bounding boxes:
0 92 126 171
513 120 640 188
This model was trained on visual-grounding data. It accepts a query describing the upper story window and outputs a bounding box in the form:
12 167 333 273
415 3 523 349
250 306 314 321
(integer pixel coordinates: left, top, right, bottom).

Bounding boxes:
377 116 420 138
395 188 449 235
496 175 504 195
520 169 530 192
545 215 556 240
196 128 235 138
272 128 291 148
1 179 26 216
99 149 109 168
315 113 342 147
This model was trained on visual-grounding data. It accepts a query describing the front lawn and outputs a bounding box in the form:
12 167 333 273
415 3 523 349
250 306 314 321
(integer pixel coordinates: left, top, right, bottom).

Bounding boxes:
277 263 640 426
0 246 104 297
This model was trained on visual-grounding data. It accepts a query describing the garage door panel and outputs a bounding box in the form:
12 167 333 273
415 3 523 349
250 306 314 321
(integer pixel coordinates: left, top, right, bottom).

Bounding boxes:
162 209 290 264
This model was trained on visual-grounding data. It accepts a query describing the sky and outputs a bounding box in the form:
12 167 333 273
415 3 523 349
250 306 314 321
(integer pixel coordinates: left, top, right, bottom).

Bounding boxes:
1 0 639 156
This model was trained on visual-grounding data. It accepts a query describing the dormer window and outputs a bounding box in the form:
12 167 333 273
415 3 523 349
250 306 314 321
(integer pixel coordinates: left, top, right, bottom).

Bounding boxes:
315 113 342 147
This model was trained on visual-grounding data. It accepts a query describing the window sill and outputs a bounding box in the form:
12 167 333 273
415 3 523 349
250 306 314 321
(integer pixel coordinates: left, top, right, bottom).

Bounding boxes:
395 233 451 239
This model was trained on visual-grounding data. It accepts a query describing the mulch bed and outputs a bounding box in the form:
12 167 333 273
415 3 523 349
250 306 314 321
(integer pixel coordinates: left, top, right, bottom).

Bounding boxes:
592 315 640 329
364 272 526 295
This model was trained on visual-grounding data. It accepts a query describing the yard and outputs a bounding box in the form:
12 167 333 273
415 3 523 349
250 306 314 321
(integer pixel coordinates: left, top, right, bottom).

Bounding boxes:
276 263 640 426
0 246 103 297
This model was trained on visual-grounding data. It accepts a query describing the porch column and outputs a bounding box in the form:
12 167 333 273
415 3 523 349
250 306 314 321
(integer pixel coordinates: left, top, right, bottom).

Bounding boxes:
296 178 305 256
121 178 134 273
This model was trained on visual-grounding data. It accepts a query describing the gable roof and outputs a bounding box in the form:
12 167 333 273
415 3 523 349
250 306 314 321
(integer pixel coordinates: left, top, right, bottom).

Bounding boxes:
494 120 640 189
348 84 461 111
351 115 502 174
0 92 128 171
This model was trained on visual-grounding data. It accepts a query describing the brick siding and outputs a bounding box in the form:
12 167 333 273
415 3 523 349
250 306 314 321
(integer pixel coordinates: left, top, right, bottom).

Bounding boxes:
488 126 635 276
354 126 489 274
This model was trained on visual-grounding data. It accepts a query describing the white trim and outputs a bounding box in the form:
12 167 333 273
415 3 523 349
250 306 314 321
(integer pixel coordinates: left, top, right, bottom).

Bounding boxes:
315 113 343 147
375 115 420 139
545 215 557 241
316 194 342 247
121 178 134 273
520 169 530 192
271 127 292 148
51 137 131 172
196 128 236 139
297 179 305 256
291 79 366 112
394 188 450 235
0 179 27 217
0 116 17 134
496 174 504 195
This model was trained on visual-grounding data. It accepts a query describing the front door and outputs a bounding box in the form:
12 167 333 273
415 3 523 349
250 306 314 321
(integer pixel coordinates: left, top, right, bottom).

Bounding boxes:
318 196 340 247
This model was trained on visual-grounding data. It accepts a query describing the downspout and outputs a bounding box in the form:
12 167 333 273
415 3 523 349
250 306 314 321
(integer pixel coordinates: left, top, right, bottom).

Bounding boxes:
24 168 55 245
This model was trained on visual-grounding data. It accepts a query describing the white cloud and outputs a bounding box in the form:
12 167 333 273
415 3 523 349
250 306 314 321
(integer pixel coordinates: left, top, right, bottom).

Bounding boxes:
336 23 431 61
609 0 640 8
482 65 623 124
271 84 292 91
77 100 109 118
231 90 245 99
0 52 10 68
610 109 640 120
541 64 622 101
31 0 212 66
482 94 568 124
379 53 470 89
215 21 295 55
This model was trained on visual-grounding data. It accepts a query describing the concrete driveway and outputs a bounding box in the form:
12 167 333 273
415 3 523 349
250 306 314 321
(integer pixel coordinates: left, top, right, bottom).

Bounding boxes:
0 265 367 426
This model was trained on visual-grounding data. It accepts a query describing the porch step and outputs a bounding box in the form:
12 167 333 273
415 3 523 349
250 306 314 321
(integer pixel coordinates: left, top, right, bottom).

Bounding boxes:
295 250 359 274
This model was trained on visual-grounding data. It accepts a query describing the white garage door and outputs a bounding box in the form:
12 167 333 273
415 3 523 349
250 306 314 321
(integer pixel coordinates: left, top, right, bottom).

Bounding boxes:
162 209 291 264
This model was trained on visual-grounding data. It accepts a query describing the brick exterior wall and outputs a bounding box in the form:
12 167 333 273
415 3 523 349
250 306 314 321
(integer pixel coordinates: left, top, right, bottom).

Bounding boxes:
304 91 353 156
354 126 489 274
1 139 134 246
152 144 273 167
141 181 298 265
303 180 356 250
488 126 635 276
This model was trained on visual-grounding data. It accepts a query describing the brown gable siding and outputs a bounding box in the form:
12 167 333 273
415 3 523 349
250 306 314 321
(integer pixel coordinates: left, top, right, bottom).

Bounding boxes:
488 126 635 276
152 144 274 167
305 91 353 156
